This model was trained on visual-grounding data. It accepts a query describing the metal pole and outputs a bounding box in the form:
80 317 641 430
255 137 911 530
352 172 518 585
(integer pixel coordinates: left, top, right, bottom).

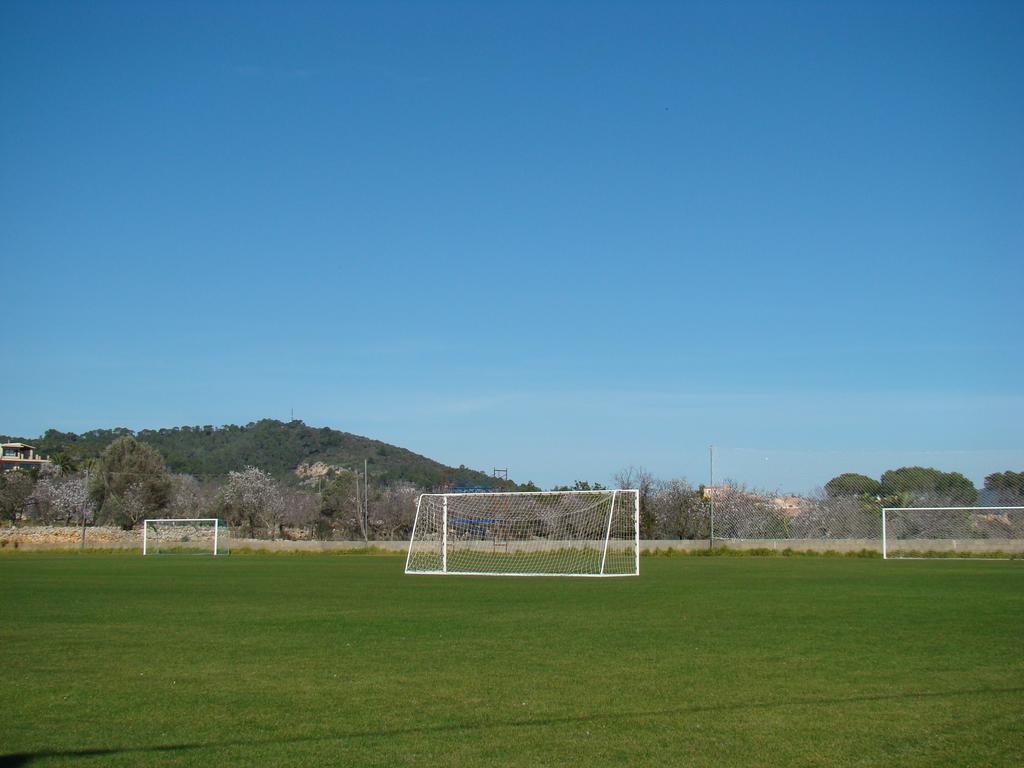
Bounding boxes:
364 458 369 547
355 470 363 545
214 518 219 556
404 494 424 573
442 495 448 573
709 445 715 550
634 489 640 575
599 490 617 575
81 469 88 550
881 507 887 560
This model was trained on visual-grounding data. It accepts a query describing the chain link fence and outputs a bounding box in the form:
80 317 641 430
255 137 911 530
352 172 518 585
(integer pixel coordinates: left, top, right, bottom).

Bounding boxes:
638 448 1024 551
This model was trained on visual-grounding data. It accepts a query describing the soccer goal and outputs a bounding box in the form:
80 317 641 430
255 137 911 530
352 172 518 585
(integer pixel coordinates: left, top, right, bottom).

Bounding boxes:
142 518 230 556
882 507 1024 560
405 489 640 577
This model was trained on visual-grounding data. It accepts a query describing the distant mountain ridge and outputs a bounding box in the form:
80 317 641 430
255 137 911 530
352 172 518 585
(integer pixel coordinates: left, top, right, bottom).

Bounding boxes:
2 419 516 489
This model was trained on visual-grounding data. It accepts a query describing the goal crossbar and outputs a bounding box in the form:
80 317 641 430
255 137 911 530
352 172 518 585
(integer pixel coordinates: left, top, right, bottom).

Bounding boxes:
432 490 622 497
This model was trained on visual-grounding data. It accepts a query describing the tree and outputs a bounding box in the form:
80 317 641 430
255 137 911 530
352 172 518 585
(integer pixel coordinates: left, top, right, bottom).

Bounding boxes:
319 472 361 540
50 452 79 474
167 474 202 518
280 486 319 536
711 483 790 539
791 492 880 539
649 478 708 539
824 473 881 498
984 471 1024 504
880 467 977 504
88 437 172 528
29 471 92 525
0 470 35 524
934 472 977 503
219 467 285 538
552 480 608 491
615 466 656 538
369 482 419 540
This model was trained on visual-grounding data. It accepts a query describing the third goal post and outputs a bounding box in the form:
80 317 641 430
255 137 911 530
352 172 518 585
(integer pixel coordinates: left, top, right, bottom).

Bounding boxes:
882 506 1024 560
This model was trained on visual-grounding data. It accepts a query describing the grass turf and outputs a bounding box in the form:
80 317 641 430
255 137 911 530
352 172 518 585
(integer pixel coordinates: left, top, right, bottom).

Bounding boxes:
0 555 1021 767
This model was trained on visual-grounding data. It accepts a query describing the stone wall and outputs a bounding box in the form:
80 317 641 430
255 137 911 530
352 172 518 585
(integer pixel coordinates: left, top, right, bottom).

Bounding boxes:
0 526 138 550
232 538 409 552
4 526 1019 555
1 527 887 554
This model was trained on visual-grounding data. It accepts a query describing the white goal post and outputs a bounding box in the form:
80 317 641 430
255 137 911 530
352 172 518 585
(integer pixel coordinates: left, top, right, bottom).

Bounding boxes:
882 506 1024 560
142 518 230 556
405 489 640 577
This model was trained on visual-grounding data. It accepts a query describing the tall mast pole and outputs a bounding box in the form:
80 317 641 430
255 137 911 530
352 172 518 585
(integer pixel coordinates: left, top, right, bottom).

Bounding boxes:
709 445 715 550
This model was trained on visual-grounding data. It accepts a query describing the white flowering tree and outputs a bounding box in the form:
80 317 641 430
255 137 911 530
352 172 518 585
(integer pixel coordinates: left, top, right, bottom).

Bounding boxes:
647 478 709 540
219 467 285 538
30 472 93 526
119 482 151 529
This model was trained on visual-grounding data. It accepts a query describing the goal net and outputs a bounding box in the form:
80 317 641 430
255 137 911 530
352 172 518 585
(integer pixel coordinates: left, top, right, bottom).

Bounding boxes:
142 518 230 556
405 490 640 577
882 507 1024 559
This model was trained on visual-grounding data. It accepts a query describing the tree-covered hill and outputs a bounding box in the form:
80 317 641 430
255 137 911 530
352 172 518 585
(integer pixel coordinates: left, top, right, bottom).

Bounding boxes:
2 419 516 489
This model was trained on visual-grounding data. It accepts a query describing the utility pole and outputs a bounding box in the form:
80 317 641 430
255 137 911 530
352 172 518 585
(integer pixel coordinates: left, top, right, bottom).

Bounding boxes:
80 469 88 549
354 468 363 544
709 445 715 550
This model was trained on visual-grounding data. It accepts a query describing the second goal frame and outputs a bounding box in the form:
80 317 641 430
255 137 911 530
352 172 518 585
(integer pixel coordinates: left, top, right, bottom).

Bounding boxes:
405 489 641 577
142 518 227 556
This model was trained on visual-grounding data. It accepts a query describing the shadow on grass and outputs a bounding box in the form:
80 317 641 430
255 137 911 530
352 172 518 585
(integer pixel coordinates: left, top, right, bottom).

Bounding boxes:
2 685 1021 766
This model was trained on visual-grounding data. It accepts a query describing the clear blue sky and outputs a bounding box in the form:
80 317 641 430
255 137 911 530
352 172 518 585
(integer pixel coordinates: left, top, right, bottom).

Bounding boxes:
3 1 1022 491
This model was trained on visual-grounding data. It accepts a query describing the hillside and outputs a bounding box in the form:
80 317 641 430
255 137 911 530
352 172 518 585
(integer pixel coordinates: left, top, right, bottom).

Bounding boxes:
2 419 517 489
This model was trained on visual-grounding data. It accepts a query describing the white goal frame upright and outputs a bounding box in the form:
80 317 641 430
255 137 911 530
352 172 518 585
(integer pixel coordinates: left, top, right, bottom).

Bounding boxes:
405 489 641 577
142 518 228 556
882 506 1024 560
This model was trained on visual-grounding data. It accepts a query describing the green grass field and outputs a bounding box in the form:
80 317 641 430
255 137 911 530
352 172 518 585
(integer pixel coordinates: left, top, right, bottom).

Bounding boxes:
1 554 1021 767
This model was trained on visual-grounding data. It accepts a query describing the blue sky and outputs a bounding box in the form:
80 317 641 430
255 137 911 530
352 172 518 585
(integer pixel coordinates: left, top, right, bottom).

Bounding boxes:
3 1 1022 491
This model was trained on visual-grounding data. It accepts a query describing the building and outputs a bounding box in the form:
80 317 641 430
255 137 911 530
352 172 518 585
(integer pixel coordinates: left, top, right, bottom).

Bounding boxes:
773 495 809 517
1 443 51 473
702 485 730 499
